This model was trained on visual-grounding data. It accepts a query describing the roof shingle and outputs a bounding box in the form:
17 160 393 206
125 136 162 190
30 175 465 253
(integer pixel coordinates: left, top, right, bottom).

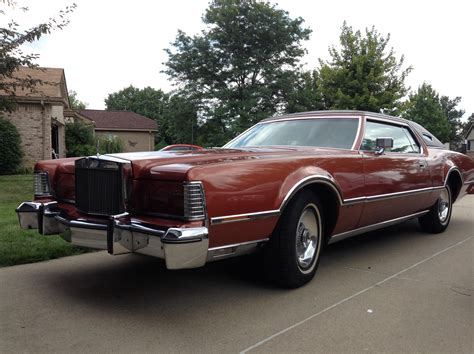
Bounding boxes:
78 109 158 131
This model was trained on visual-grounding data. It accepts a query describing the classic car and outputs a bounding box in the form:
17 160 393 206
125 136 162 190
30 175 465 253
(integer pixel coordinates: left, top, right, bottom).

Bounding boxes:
16 111 474 288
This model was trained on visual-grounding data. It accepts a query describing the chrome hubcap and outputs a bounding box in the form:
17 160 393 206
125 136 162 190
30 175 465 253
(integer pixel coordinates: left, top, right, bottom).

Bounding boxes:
296 205 320 271
438 188 450 223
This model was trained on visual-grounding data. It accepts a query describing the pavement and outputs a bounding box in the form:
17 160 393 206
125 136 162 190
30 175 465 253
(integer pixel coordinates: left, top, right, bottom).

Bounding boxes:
0 196 473 353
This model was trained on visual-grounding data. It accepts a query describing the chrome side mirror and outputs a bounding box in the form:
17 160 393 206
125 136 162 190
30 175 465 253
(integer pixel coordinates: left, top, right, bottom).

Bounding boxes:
375 137 393 155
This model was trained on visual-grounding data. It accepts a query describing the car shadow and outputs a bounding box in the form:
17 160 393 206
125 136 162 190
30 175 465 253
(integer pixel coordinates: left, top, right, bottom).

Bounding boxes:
44 217 470 316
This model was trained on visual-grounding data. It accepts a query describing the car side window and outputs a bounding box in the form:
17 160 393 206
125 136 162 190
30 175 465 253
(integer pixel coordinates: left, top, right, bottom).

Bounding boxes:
402 127 421 153
361 121 418 153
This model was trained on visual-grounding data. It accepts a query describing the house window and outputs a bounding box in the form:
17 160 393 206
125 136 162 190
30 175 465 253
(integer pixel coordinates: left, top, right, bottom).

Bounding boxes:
468 140 474 151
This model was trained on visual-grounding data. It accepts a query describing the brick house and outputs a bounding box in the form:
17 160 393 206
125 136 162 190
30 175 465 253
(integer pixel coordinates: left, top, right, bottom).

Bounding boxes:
75 110 157 152
1 67 69 168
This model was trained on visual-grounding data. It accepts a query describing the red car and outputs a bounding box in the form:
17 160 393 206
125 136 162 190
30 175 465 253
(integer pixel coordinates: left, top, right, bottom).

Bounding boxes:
160 144 203 151
17 111 474 288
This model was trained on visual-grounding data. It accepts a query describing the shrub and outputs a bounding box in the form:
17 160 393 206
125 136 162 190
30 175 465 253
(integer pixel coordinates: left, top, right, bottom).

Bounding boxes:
65 119 95 157
0 116 23 175
99 135 123 154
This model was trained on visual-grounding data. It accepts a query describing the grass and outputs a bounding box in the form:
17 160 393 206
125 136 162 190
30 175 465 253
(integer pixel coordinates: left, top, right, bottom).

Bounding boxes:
0 174 86 267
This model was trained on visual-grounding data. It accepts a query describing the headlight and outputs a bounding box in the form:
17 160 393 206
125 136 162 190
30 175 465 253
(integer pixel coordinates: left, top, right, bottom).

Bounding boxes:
183 181 206 221
34 171 51 197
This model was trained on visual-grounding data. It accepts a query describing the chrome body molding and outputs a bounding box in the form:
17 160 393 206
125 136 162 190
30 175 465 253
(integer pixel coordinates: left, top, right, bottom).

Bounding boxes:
16 202 209 270
328 210 429 244
280 175 344 209
344 186 444 205
211 210 280 225
207 238 269 261
209 185 445 224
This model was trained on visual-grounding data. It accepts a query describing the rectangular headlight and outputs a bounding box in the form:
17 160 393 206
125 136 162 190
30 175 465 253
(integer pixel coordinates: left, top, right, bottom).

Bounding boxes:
34 171 51 197
183 181 206 221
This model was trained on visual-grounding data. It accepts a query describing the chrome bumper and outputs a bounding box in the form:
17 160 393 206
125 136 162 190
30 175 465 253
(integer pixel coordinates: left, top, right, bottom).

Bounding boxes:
16 202 209 270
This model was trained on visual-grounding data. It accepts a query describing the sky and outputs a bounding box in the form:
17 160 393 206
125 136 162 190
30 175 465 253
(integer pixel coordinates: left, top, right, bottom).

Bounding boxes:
3 0 473 118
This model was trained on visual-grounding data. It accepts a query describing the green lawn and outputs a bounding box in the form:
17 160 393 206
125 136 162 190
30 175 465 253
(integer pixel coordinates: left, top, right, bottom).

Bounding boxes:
0 174 86 267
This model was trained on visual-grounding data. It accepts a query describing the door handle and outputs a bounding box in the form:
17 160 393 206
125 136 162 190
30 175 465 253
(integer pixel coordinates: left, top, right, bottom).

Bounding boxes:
418 160 427 169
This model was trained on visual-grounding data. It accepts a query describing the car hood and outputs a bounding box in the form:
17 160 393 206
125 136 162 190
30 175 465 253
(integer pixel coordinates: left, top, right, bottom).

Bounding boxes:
105 147 347 180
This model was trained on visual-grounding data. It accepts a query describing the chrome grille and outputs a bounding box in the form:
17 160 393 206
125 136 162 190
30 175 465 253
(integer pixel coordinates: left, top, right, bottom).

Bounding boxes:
75 158 125 216
183 182 206 221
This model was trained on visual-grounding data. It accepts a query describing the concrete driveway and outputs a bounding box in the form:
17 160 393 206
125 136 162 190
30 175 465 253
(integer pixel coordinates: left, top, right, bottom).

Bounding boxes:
1 196 472 353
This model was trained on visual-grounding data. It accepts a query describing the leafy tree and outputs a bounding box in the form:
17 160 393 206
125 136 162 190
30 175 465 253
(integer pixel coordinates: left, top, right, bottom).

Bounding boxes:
65 119 95 157
402 83 451 142
164 0 311 146
439 95 464 144
105 85 169 143
0 1 76 111
284 70 324 113
317 22 411 113
0 116 22 174
68 90 87 110
163 92 199 146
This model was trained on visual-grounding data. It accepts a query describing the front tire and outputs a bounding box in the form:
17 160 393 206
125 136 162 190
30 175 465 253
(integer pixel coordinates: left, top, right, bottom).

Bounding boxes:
264 191 324 288
419 185 452 233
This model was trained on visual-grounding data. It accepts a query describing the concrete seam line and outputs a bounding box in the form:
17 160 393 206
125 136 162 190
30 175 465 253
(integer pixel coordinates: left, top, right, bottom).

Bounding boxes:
240 236 472 354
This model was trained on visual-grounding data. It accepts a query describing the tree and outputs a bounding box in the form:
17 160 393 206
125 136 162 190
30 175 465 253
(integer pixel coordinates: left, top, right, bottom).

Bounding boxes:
402 83 452 143
284 70 324 113
163 92 199 146
164 0 311 146
69 90 87 110
0 116 22 174
317 22 411 113
0 1 76 111
439 95 464 144
105 85 169 144
65 119 95 157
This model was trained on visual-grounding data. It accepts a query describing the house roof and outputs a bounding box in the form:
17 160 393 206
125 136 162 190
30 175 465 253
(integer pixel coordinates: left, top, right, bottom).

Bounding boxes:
0 66 69 107
78 109 158 131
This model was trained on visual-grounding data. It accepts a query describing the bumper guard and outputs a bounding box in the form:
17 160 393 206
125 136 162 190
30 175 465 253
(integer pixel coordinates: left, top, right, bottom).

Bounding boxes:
16 202 209 270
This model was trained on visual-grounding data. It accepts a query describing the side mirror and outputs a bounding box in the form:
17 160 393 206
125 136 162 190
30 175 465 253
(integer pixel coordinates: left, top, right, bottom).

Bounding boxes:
375 137 393 155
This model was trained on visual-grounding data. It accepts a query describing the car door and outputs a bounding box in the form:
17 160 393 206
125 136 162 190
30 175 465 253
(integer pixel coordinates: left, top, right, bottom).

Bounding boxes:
357 119 432 227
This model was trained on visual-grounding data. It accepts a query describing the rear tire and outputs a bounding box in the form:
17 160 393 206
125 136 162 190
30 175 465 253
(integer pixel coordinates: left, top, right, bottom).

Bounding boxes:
264 191 324 288
418 185 452 233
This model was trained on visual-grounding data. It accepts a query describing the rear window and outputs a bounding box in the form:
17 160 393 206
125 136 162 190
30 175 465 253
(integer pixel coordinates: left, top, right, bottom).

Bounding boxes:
409 121 444 148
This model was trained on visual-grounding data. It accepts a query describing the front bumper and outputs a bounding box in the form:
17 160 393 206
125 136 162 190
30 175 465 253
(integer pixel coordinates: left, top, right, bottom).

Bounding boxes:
16 202 209 270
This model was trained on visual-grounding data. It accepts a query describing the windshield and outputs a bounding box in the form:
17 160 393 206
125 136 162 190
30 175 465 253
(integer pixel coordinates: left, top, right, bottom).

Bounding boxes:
225 118 359 149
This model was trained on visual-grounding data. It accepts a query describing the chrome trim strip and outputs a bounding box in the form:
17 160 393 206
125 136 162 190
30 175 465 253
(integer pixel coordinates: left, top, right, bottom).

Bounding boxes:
208 238 270 252
344 186 440 204
210 185 444 224
281 175 343 208
328 210 429 244
210 210 280 225
351 117 363 150
366 116 409 127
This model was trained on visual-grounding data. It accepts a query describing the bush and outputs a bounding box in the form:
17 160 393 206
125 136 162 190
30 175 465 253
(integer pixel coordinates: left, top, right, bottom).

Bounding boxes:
0 116 23 175
99 135 123 154
65 119 95 157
